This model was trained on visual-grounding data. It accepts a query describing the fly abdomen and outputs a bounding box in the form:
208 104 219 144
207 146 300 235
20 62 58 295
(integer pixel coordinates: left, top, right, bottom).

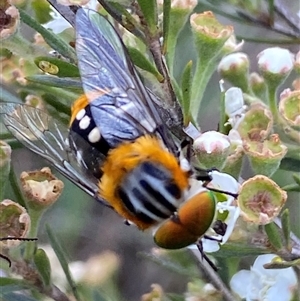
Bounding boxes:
117 161 184 225
99 135 190 230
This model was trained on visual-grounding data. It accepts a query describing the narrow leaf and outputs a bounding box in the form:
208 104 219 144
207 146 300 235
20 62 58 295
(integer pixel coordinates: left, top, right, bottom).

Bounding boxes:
281 209 291 250
162 0 171 54
127 47 163 81
91 289 108 301
292 173 300 186
139 252 198 277
280 158 300 172
34 57 80 77
0 87 22 103
268 0 275 26
26 75 83 90
32 0 52 24
264 222 283 250
46 225 81 301
1 292 39 301
137 0 157 34
0 277 30 287
42 95 71 117
34 248 52 287
107 2 142 33
219 87 227 134
0 48 12 58
19 8 76 62
181 60 193 123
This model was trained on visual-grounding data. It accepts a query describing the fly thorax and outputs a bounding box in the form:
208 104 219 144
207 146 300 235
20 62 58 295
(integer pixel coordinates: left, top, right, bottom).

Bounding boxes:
116 161 185 225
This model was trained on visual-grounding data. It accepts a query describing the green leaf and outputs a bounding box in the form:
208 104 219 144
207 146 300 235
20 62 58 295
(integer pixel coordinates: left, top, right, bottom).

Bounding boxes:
107 2 142 33
292 173 300 186
1 292 39 301
0 279 36 300
32 0 52 24
127 47 163 81
34 57 80 77
46 225 81 301
41 93 72 116
264 222 283 250
0 141 11 200
280 158 300 172
139 251 198 277
281 183 300 192
137 0 157 34
34 248 52 288
162 0 171 54
19 8 76 63
218 89 227 134
91 289 108 301
181 60 193 123
0 47 12 58
281 209 291 249
9 168 27 208
0 87 22 103
0 277 30 287
267 0 275 26
26 75 83 91
171 78 183 105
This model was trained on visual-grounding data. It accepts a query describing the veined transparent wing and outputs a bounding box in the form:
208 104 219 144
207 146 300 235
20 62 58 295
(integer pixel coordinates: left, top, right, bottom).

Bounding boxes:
75 8 178 154
0 103 109 206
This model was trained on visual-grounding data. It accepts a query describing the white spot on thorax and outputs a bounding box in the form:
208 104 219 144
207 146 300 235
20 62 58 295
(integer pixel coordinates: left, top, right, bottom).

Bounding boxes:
79 115 91 130
88 127 101 143
76 108 86 120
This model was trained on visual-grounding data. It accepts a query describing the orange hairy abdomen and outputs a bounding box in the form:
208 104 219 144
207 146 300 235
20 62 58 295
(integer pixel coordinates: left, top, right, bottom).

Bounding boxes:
99 135 189 230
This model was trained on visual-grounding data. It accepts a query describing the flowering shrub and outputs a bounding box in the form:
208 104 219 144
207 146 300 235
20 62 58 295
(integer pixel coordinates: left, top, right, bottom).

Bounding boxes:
0 0 299 301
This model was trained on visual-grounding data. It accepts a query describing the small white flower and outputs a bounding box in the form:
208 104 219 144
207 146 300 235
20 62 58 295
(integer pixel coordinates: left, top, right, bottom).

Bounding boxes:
227 129 243 147
257 47 295 75
193 131 230 155
223 35 244 53
224 87 246 129
230 254 298 301
218 52 249 72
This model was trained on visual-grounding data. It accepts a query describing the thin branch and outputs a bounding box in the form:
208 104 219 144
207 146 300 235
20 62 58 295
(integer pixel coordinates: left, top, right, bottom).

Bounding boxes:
134 2 184 137
236 11 300 38
13 260 73 301
191 250 237 301
47 0 77 27
274 0 300 34
45 285 73 301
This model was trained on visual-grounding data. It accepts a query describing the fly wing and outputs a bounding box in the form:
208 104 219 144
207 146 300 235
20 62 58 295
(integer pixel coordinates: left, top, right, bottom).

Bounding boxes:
0 103 108 206
75 8 178 154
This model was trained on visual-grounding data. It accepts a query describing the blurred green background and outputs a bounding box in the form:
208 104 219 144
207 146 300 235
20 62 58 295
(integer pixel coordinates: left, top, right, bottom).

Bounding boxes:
1 0 300 300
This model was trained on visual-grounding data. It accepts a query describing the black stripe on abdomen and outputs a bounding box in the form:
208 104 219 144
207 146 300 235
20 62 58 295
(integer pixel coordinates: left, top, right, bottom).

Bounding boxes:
117 186 156 224
116 161 184 225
